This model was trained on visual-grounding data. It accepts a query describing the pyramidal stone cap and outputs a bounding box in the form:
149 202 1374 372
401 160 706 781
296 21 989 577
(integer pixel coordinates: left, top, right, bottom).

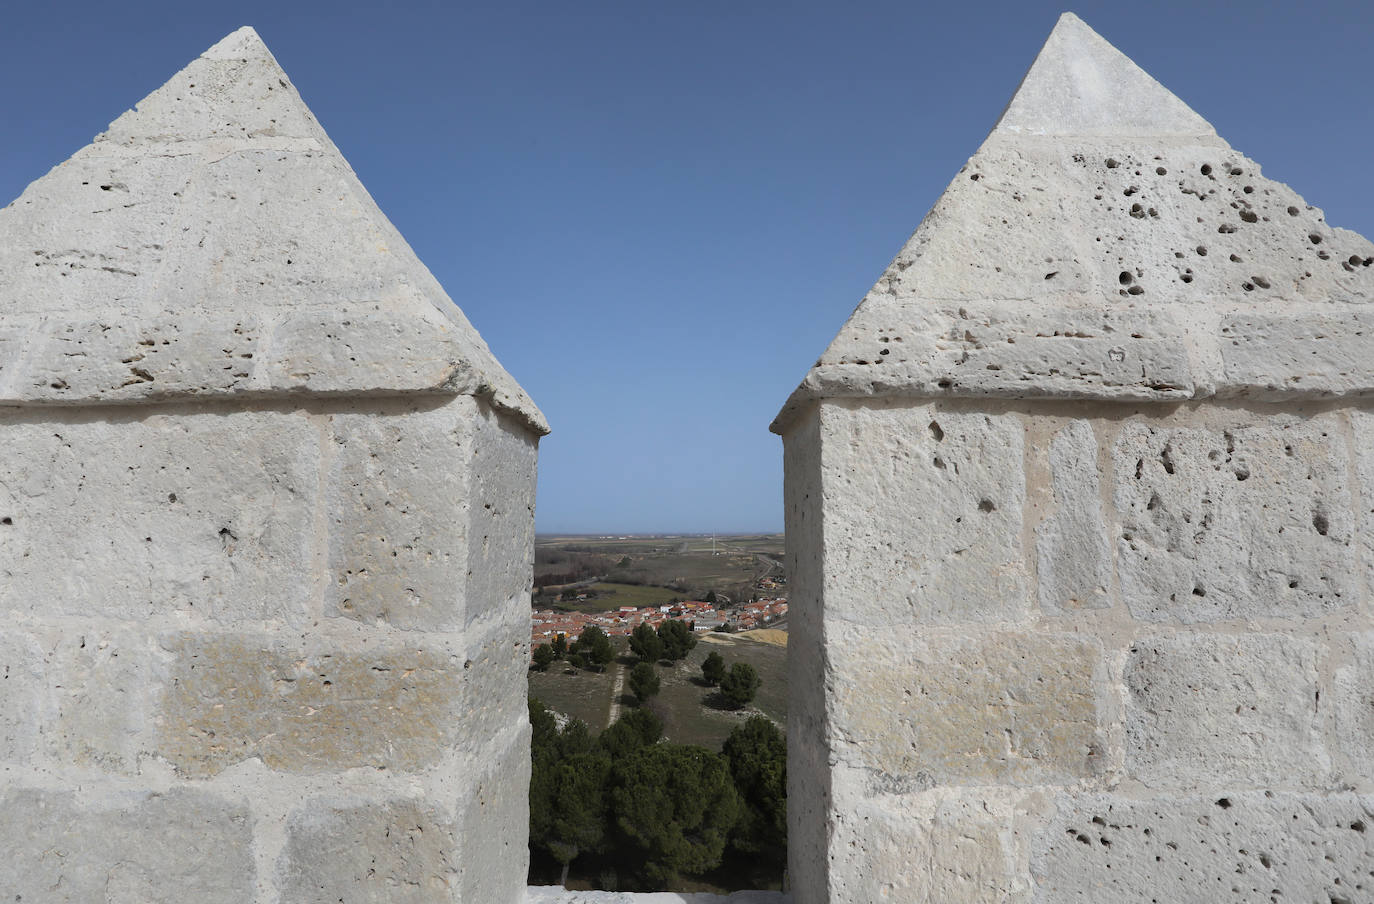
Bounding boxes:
772 12 1374 434
0 27 546 434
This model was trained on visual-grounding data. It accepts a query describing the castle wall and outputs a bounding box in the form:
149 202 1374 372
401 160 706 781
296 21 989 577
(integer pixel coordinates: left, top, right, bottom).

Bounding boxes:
783 397 1374 902
0 395 537 902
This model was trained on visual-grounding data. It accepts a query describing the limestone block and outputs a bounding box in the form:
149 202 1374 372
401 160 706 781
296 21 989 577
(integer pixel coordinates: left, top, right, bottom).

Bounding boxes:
1036 420 1111 613
0 409 316 622
154 632 466 777
265 307 477 396
1032 792 1374 903
0 153 200 314
453 622 530 758
1333 632 1374 784
464 402 538 628
47 627 160 773
178 149 414 309
0 630 44 763
0 787 253 902
827 794 1020 904
820 403 1028 625
459 728 531 904
830 624 1108 786
327 401 469 630
814 303 1195 401
783 408 833 904
1350 410 1374 607
1113 416 1353 622
18 314 261 402
1124 633 1327 788
1219 308 1374 398
278 796 458 903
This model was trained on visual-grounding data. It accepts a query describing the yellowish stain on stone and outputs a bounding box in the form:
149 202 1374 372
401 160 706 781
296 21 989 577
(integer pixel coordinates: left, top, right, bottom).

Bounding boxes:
156 634 462 777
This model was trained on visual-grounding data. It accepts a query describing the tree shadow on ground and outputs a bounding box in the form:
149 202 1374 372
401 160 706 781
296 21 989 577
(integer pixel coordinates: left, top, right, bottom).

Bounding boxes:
700 692 743 712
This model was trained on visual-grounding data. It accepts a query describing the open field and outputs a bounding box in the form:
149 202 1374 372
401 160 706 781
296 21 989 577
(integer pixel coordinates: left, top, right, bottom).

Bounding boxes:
548 582 685 612
527 629 787 751
535 533 784 602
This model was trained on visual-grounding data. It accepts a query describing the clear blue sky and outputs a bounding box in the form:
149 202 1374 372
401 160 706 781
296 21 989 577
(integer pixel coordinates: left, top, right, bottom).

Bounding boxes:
3 1 1371 533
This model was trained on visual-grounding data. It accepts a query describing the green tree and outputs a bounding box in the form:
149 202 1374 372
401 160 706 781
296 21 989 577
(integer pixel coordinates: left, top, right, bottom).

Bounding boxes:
529 697 559 755
628 622 664 663
528 698 559 854
657 619 697 661
704 589 717 604
722 717 787 866
629 661 661 703
609 744 741 884
598 707 663 759
701 651 726 686
532 643 555 671
551 634 568 657
557 718 594 760
567 651 587 670
548 752 612 886
720 662 760 709
579 625 616 670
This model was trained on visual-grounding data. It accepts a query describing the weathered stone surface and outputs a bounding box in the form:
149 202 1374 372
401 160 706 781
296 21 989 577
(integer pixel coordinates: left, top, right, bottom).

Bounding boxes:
47 628 158 773
782 407 833 904
1032 792 1374 902
464 402 538 628
1113 416 1353 622
798 304 1196 407
279 797 458 903
0 787 253 902
155 633 465 777
828 794 1019 904
459 729 531 903
820 403 1028 625
0 27 546 432
771 14 1374 433
265 307 480 396
0 409 317 621
327 401 469 630
16 314 262 402
0 630 44 762
1036 420 1111 613
1350 409 1374 610
830 624 1107 786
1333 632 1374 784
1219 309 1374 398
1124 633 1327 788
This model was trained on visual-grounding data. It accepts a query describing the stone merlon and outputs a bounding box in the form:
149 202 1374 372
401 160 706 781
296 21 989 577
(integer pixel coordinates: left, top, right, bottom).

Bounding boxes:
772 12 1374 434
0 26 546 435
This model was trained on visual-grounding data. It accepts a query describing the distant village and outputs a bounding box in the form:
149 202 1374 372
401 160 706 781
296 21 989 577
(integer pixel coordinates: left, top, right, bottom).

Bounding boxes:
531 597 788 649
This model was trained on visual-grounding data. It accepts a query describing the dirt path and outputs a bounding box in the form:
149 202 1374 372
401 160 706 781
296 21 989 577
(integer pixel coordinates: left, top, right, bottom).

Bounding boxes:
605 663 626 727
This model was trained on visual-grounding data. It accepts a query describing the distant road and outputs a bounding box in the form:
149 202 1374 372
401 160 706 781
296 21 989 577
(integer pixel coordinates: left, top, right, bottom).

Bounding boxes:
606 663 626 727
755 555 782 580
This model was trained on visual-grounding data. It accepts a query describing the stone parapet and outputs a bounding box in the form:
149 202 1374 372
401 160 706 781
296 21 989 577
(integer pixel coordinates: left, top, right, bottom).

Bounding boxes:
778 17 1374 900
0 26 540 904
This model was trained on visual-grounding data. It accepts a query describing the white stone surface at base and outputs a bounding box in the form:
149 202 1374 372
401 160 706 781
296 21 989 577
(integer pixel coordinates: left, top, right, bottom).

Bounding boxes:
525 889 788 904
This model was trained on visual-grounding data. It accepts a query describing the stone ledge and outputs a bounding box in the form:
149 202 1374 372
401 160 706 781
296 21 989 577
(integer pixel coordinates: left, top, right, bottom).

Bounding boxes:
525 888 788 904
0 308 548 435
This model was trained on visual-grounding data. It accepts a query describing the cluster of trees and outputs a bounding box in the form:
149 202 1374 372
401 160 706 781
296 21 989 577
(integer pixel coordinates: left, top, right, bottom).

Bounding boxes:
529 698 786 891
701 651 760 709
532 625 615 672
628 618 696 664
